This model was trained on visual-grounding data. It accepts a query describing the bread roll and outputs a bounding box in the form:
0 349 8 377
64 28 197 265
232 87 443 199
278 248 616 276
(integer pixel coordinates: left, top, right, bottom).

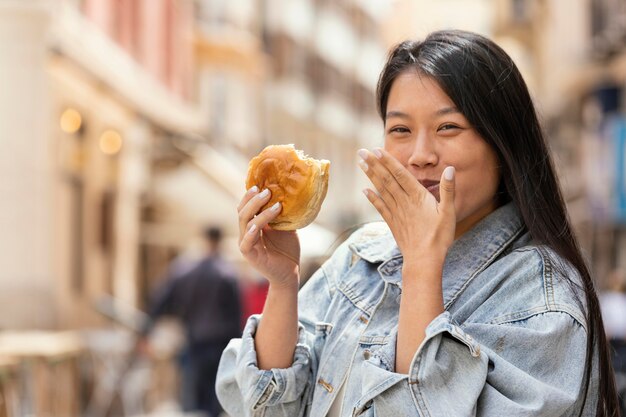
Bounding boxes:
246 144 330 230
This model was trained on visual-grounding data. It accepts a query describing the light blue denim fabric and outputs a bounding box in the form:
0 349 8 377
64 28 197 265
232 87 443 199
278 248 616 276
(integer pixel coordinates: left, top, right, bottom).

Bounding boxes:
216 203 598 416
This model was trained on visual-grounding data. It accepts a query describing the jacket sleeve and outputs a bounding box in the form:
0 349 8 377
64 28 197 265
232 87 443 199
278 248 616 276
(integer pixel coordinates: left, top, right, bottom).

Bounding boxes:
216 262 336 417
352 310 594 417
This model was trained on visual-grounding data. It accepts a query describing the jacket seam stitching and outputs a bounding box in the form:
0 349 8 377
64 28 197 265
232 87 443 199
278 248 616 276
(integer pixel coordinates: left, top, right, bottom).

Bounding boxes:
337 283 374 315
490 308 587 330
489 306 549 324
537 246 557 309
320 263 336 299
412 356 431 416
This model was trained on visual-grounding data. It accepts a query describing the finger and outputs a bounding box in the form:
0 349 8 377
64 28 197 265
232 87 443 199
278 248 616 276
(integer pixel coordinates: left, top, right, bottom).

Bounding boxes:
238 188 271 242
239 202 282 255
239 222 261 258
249 201 282 232
362 188 392 224
371 147 421 195
439 166 455 213
237 185 260 211
357 149 400 207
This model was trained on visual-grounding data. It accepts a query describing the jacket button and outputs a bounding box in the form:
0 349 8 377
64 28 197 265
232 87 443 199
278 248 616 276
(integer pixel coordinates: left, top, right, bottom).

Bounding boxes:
363 350 371 360
317 378 334 393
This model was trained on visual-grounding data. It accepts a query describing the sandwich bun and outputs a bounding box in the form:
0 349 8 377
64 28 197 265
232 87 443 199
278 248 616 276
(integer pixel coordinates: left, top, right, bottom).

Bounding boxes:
246 144 330 230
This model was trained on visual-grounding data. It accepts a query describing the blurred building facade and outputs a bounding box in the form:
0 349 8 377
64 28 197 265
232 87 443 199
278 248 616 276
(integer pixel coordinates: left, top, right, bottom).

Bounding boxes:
0 0 391 330
3 0 626 331
555 0 626 285
488 0 626 286
1 0 209 329
1 1 58 329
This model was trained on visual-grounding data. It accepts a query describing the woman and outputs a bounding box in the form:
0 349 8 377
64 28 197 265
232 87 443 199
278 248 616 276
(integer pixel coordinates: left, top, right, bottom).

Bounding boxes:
217 30 619 416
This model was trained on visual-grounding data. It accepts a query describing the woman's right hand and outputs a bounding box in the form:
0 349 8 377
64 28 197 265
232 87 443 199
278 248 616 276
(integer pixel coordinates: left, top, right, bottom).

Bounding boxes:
238 186 301 288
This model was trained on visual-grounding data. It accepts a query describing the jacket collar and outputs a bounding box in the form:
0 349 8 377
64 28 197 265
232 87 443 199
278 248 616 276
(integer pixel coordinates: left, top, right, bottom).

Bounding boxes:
349 203 525 306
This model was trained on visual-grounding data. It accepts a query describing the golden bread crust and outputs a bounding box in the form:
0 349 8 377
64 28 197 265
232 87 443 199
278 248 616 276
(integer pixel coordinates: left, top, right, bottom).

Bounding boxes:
246 144 330 230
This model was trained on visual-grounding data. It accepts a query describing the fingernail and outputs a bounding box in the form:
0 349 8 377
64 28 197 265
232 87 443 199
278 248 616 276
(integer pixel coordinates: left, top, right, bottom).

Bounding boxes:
373 148 383 159
362 189 369 197
444 166 455 181
258 189 270 199
247 224 257 235
358 159 369 171
357 149 368 160
248 185 259 194
271 202 281 211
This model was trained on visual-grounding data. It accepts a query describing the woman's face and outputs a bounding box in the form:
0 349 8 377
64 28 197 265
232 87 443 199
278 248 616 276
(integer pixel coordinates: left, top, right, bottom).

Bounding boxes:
384 71 501 237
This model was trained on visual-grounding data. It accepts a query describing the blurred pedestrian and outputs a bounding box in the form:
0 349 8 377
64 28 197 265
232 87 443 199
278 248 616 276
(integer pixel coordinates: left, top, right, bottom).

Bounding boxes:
217 30 619 416
141 225 242 417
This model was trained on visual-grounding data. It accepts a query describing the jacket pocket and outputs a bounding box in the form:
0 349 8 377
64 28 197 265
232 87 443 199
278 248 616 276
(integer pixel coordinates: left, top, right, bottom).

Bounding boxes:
358 335 392 371
313 322 333 357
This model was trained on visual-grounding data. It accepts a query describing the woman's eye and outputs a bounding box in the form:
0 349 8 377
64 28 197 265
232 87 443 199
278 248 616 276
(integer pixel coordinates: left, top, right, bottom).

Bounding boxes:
388 126 410 134
438 124 459 132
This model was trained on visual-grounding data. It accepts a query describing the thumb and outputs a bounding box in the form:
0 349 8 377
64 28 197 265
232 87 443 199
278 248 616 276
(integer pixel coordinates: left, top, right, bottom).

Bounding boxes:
439 166 456 212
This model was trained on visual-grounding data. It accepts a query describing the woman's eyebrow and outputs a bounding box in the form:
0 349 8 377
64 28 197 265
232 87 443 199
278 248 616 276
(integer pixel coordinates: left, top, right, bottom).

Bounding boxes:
435 106 460 116
385 110 411 120
386 107 461 120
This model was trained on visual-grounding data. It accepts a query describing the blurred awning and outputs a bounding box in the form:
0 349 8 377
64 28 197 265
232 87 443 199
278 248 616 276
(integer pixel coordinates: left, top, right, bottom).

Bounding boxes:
146 162 239 243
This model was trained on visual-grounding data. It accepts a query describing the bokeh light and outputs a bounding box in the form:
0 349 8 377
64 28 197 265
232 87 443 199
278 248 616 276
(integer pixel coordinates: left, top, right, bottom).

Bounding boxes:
99 130 123 155
60 108 82 134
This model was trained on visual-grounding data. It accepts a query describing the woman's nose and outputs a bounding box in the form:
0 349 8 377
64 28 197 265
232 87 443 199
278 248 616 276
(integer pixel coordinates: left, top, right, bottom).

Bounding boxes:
407 134 438 168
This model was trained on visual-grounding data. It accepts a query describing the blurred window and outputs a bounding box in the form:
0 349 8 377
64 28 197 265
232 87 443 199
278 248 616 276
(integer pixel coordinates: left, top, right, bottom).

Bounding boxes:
315 8 357 73
348 4 376 39
270 34 308 80
591 0 626 57
210 73 228 143
272 34 289 77
164 0 174 86
100 190 115 294
227 0 257 32
511 0 529 23
307 54 324 95
68 0 86 10
353 83 375 117
69 176 85 294
99 190 115 255
288 38 308 77
196 0 228 30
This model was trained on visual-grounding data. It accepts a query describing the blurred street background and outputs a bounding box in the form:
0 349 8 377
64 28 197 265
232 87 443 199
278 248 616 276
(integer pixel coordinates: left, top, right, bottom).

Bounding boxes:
1 0 626 416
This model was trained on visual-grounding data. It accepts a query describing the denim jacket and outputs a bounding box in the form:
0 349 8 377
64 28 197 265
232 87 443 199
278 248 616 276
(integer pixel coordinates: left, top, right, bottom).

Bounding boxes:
216 203 598 416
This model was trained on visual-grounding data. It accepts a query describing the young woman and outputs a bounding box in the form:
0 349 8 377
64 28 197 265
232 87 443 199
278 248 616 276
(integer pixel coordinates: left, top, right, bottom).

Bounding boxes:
217 30 620 416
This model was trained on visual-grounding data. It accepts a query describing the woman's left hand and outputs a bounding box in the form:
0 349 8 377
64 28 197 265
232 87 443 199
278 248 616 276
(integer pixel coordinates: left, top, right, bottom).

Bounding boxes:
358 148 456 269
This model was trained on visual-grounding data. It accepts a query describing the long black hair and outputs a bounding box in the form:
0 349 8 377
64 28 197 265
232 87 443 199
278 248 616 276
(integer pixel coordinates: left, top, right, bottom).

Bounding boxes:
376 30 619 416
